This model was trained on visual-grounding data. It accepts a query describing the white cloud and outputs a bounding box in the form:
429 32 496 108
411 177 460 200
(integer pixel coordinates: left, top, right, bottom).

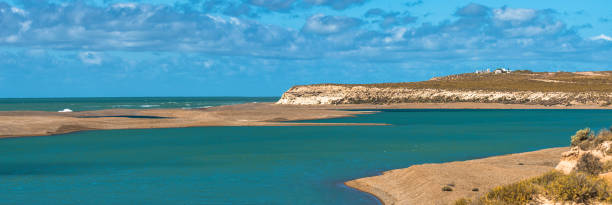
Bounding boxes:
19 21 31 33
111 3 137 9
493 8 536 22
302 14 361 34
11 7 26 16
203 60 214 69
383 27 407 43
207 14 227 24
78 52 102 65
590 34 612 41
5 35 18 43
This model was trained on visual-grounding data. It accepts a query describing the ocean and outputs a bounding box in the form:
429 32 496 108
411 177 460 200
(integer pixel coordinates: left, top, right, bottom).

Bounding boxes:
0 97 279 111
2 102 612 204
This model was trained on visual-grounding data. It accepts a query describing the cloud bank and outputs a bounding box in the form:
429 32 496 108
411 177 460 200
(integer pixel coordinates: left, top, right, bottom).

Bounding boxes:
1 1 609 62
0 1 611 97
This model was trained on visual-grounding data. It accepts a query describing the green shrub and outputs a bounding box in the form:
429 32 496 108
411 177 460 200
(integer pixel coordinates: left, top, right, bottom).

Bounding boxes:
481 180 538 204
575 153 603 175
545 173 611 203
571 128 593 147
569 128 612 150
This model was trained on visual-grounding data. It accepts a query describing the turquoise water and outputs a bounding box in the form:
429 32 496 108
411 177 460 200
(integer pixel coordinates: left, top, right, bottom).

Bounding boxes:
0 97 278 111
2 109 612 204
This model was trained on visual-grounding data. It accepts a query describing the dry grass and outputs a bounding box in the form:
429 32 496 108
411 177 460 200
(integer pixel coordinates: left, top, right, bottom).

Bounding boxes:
456 171 612 205
309 71 612 92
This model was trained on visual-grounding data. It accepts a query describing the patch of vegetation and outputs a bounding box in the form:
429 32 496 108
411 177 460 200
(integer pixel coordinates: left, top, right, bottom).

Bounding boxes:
604 161 612 173
571 127 612 150
571 128 594 147
442 186 454 192
455 171 612 204
480 179 538 204
310 71 612 93
454 198 471 205
546 172 611 203
576 153 603 175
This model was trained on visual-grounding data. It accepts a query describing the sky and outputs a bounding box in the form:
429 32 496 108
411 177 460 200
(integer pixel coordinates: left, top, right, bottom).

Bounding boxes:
0 0 611 97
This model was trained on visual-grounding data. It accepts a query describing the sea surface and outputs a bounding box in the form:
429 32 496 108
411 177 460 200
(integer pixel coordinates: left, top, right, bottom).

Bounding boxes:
0 97 278 111
2 109 612 204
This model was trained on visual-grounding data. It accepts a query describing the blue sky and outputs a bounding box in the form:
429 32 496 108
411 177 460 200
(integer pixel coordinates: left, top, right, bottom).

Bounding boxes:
1 0 611 97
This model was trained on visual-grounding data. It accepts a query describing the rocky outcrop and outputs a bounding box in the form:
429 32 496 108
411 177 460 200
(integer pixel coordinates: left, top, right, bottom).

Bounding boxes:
555 128 612 175
277 85 612 106
555 143 612 174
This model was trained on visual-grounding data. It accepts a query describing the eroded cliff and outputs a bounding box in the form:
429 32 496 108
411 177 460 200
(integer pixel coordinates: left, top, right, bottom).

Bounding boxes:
277 71 612 106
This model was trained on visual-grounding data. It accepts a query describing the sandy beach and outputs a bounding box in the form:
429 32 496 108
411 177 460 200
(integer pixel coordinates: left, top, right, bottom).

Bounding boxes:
345 147 568 205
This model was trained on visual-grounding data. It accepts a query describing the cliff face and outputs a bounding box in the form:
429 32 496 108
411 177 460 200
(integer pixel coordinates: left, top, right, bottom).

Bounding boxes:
277 85 612 106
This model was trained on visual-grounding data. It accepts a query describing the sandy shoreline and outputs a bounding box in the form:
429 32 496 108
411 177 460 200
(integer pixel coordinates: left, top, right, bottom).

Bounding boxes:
345 147 568 205
1 102 611 138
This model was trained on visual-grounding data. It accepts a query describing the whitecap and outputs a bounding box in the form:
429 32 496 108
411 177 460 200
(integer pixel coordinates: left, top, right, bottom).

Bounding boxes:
112 105 135 108
58 108 73 113
140 105 160 108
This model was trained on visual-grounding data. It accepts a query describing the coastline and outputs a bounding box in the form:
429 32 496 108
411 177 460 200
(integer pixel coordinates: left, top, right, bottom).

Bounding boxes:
345 147 568 205
1 101 602 204
2 102 611 138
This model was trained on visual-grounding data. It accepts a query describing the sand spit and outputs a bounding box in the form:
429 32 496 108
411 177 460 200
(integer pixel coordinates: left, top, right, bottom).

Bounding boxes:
0 103 383 138
345 147 568 205
2 102 612 138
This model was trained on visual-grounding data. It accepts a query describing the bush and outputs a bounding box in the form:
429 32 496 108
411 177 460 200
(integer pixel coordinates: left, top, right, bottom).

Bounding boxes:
597 128 612 142
571 128 593 147
569 128 612 150
545 173 611 203
442 186 453 191
481 180 538 204
575 153 603 175
459 171 612 205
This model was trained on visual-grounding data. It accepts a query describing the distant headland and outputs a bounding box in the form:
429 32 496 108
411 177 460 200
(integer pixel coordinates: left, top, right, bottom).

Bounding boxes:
277 71 612 106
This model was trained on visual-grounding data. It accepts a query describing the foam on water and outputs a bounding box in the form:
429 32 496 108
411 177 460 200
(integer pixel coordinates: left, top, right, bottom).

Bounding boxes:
0 97 279 111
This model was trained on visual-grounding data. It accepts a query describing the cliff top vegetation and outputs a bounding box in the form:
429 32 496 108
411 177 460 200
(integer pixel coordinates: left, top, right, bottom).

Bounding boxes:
307 71 612 92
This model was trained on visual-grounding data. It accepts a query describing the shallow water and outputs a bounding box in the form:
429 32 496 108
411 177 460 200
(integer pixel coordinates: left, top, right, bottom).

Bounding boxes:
2 109 612 204
0 97 278 111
